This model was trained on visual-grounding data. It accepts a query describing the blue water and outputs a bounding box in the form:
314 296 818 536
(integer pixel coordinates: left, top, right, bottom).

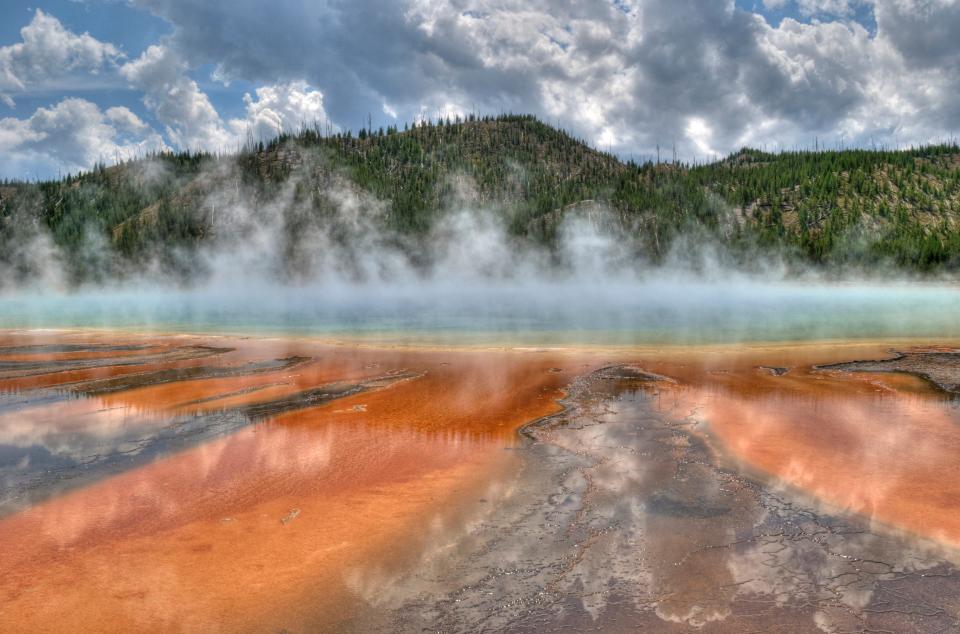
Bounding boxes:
2 279 959 345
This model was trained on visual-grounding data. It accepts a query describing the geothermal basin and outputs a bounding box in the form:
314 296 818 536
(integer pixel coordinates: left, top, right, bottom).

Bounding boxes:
2 326 960 632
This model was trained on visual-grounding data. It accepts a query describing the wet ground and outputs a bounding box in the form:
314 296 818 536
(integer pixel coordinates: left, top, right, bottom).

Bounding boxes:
0 331 579 632
2 332 960 632
822 348 960 393
342 363 960 632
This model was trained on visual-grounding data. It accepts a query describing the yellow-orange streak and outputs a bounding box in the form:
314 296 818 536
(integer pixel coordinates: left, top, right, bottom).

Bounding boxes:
636 343 960 547
0 335 582 632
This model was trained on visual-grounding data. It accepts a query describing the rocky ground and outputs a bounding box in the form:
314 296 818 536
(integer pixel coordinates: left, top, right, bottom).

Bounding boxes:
820 350 960 394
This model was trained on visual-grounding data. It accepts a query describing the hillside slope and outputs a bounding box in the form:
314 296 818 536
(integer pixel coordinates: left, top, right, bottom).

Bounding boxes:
2 114 959 285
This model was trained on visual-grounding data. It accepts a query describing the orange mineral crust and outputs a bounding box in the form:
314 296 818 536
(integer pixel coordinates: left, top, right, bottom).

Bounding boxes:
0 333 584 632
634 342 960 547
6 333 960 632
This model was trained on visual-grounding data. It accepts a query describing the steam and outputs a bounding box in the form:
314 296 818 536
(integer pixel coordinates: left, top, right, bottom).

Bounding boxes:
2 142 960 345
1 140 734 291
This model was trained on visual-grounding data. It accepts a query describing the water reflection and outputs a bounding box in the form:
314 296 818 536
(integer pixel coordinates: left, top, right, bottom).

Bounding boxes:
5 333 960 632
673 363 960 546
0 332 574 633
335 353 960 632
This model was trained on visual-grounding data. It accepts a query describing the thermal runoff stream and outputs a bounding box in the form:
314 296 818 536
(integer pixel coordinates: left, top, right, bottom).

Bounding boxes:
3 281 960 632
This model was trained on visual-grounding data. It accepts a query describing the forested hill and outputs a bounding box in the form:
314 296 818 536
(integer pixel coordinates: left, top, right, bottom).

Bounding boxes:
2 114 960 285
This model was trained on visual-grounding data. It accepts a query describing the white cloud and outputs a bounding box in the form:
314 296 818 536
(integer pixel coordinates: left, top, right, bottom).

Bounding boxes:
686 117 720 158
3 0 960 173
105 106 151 135
747 2 960 149
0 98 166 176
0 10 122 106
230 80 333 141
797 0 857 16
122 45 335 152
120 44 232 151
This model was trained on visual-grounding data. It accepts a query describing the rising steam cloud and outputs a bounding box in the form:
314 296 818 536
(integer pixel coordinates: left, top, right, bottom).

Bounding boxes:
2 142 960 345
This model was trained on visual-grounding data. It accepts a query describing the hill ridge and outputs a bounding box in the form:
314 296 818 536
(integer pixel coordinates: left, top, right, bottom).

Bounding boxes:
2 114 959 286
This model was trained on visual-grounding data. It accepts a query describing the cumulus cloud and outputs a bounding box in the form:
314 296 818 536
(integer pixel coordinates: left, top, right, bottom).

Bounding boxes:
231 80 334 141
796 0 859 16
875 0 960 69
105 106 152 135
120 44 233 151
0 10 122 106
127 0 960 159
2 0 959 174
120 44 334 152
0 98 167 176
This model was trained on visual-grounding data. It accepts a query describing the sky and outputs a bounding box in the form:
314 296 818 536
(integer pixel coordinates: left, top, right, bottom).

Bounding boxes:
0 0 958 179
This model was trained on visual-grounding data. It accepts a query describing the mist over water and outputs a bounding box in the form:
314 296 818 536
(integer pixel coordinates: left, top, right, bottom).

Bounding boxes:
3 155 960 346
4 277 960 345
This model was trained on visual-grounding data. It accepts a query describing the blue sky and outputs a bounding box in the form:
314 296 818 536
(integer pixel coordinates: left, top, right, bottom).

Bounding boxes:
1 0 958 179
736 0 877 31
2 2 255 141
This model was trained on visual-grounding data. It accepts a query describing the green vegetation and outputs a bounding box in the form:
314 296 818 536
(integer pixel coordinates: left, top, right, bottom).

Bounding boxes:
2 114 959 284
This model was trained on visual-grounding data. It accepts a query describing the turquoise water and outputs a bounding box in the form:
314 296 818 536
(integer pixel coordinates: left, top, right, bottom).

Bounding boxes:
2 279 959 345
